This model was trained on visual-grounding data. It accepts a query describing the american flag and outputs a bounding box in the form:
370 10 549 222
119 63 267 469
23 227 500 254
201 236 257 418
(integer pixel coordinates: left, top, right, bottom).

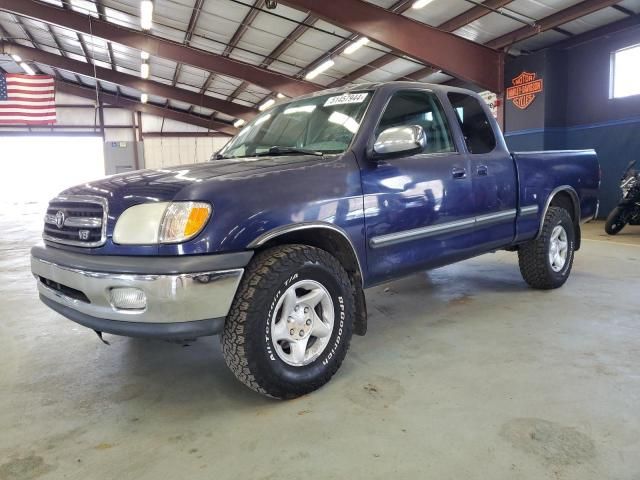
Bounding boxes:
0 73 56 124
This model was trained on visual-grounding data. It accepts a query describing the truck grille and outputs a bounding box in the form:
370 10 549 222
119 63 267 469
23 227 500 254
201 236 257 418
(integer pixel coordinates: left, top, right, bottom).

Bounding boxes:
43 195 108 247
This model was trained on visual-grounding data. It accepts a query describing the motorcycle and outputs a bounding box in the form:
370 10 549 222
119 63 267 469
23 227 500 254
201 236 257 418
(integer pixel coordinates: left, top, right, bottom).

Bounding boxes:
605 160 640 235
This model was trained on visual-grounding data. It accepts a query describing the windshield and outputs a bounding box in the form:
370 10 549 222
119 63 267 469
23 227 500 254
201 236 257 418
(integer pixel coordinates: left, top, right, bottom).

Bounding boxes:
218 91 372 159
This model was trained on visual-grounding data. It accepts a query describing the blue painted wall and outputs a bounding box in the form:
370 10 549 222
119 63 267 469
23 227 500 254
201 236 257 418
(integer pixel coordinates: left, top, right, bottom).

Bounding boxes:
503 22 640 217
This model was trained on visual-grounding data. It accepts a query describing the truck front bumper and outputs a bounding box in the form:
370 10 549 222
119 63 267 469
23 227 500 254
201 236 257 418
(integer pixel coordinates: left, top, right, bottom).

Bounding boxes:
31 245 252 339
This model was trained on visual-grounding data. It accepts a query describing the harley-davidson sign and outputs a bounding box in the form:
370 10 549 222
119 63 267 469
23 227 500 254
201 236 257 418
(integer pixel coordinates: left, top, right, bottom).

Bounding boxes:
506 72 544 110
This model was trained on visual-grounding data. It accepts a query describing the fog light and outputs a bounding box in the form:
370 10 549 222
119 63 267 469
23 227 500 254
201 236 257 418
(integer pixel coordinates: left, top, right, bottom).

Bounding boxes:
109 288 147 310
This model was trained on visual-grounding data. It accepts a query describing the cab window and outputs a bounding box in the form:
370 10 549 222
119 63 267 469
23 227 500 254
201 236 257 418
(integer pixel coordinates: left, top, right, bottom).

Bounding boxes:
448 93 496 154
376 91 455 154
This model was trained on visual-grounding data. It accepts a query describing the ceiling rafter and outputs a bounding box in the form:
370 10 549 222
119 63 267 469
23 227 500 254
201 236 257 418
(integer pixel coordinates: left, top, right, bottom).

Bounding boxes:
226 12 318 103
298 0 414 82
172 0 206 88
195 0 265 114
56 80 237 134
11 13 81 83
610 4 634 15
279 0 504 92
226 0 412 104
486 0 624 50
1 41 259 120
93 0 121 96
93 0 116 70
0 0 320 97
60 0 92 67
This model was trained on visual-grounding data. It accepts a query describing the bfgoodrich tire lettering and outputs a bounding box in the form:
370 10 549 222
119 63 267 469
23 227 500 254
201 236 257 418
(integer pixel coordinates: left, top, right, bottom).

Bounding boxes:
518 206 576 290
221 244 354 399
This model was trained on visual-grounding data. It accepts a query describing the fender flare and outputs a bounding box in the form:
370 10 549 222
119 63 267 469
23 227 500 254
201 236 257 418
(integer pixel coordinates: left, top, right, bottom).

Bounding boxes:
247 221 365 283
536 185 581 239
247 221 368 336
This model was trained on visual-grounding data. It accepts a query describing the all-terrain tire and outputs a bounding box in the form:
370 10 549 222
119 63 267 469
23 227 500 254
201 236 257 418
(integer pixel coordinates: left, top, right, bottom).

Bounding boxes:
518 206 575 290
221 244 355 399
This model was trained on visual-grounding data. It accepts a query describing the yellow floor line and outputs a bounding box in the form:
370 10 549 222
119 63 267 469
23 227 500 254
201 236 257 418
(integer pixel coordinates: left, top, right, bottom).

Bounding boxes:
583 238 640 248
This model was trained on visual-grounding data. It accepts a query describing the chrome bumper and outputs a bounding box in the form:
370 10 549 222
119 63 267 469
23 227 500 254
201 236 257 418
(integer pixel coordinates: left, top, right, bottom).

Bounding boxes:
31 250 245 327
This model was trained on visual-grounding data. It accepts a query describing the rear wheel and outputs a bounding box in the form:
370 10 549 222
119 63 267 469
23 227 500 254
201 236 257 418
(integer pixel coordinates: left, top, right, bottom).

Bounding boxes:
518 206 575 290
605 206 628 235
221 245 354 399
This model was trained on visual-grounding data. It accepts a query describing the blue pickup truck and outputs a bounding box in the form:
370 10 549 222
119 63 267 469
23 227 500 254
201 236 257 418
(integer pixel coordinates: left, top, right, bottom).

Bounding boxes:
31 82 599 398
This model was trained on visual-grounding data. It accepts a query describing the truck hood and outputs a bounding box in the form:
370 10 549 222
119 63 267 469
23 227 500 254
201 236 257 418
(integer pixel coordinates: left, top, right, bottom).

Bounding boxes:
63 155 321 204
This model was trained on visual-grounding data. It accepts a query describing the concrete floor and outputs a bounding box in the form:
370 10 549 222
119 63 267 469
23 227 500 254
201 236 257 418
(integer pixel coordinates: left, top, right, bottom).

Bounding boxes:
1 205 639 480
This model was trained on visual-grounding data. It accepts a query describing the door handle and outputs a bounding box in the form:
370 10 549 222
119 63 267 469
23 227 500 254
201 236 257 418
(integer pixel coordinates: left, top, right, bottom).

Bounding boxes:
477 165 489 176
451 167 467 179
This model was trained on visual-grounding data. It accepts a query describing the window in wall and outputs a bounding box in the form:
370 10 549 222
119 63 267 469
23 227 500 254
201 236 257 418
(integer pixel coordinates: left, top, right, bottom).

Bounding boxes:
376 91 455 154
611 44 640 99
448 93 496 155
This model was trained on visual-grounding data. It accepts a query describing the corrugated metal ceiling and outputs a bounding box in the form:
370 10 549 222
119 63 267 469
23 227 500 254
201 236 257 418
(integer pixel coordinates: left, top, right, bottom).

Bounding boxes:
0 0 637 128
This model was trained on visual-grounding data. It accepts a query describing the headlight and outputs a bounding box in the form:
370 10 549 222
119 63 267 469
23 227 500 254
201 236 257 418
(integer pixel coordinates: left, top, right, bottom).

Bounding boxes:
113 201 212 245
159 201 212 243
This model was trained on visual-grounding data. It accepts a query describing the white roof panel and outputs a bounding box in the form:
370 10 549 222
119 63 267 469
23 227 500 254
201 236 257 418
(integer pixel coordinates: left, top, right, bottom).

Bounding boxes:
229 48 265 66
559 7 628 35
194 2 251 44
403 0 473 27
267 59 302 77
104 7 137 29
618 0 640 13
511 29 568 52
506 0 584 21
359 57 422 83
154 0 193 31
280 20 351 68
455 12 524 44
330 46 397 81
424 72 454 84
363 0 398 8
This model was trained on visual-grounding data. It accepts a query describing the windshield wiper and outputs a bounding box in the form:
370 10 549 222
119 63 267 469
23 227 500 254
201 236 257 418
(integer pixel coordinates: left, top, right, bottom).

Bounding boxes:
257 146 324 157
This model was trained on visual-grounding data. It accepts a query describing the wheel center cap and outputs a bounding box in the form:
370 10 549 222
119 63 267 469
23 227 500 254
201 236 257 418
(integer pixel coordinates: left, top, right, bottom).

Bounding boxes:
288 304 313 339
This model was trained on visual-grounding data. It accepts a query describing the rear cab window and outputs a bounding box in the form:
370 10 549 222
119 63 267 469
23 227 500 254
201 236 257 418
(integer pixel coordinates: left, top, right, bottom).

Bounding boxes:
448 93 496 154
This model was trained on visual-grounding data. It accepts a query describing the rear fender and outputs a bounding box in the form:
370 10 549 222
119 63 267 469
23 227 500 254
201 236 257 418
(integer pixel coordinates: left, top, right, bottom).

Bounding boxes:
537 186 582 249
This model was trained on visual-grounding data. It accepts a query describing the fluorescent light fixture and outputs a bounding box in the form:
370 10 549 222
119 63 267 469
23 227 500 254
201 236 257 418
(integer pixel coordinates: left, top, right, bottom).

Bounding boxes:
234 119 245 128
20 62 36 75
140 0 153 30
258 98 275 111
140 51 150 60
305 59 335 80
10 54 22 62
284 105 316 115
141 93 148 103
140 63 150 79
344 37 369 55
276 93 286 99
412 0 434 9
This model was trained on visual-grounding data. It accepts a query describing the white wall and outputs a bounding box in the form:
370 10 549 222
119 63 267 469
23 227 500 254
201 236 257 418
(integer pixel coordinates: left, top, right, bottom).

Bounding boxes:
0 136 104 204
0 91 234 170
143 137 230 169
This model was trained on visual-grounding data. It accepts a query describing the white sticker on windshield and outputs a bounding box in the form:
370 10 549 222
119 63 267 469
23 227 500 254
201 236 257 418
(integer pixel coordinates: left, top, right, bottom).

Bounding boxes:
324 93 369 107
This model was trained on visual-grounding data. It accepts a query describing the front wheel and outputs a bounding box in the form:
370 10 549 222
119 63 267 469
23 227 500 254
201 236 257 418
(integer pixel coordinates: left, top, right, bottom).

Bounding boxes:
605 206 629 235
518 206 576 290
221 245 355 399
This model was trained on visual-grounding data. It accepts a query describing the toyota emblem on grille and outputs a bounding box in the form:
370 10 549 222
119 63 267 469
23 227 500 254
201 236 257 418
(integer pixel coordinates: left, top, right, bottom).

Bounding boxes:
55 210 65 229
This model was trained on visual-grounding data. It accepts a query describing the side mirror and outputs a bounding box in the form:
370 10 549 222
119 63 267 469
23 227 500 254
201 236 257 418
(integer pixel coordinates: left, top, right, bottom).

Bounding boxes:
372 125 427 160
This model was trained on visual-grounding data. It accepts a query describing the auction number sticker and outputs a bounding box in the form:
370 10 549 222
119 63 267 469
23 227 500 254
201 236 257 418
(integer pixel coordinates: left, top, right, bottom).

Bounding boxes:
324 93 369 107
